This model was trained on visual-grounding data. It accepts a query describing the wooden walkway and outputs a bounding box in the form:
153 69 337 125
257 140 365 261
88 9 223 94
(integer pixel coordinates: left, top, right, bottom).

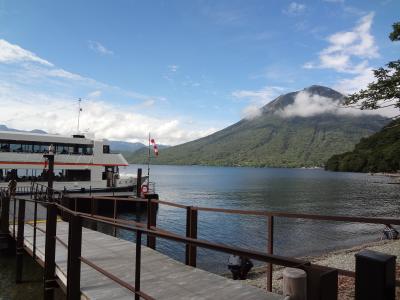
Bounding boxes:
12 221 284 300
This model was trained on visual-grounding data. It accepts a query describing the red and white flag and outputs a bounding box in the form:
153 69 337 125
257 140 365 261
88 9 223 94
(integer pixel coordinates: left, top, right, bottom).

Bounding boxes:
150 138 159 156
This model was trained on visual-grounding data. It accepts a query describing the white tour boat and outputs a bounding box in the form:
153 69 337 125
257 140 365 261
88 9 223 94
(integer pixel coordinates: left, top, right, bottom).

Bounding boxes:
0 131 138 191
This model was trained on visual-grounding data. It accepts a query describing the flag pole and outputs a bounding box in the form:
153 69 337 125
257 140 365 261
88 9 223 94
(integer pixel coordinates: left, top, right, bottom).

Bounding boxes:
147 132 151 185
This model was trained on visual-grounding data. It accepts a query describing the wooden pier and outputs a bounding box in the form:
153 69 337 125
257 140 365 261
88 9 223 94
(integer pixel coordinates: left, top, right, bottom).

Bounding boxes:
11 220 283 300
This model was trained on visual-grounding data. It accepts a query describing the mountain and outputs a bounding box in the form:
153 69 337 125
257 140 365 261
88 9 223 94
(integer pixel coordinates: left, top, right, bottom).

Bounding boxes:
128 85 389 167
0 124 47 134
325 119 400 173
107 140 146 153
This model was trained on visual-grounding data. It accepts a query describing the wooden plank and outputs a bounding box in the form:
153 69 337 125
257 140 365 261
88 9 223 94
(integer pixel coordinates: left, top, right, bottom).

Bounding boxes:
11 221 284 300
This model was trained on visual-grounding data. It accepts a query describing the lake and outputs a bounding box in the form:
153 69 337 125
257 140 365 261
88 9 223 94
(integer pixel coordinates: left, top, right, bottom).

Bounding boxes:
1 165 399 297
118 165 399 273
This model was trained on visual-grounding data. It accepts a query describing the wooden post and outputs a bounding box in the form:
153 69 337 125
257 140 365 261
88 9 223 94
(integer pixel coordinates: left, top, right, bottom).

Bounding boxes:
267 215 274 292
185 207 198 267
90 197 98 231
33 198 38 259
0 194 10 233
146 199 156 249
136 168 142 198
67 214 82 300
113 198 117 237
43 202 58 299
135 230 142 300
282 268 307 300
44 151 58 299
16 199 25 283
12 195 16 238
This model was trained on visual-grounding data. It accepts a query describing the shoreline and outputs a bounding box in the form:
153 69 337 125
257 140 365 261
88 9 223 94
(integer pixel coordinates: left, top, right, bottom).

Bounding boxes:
230 238 400 299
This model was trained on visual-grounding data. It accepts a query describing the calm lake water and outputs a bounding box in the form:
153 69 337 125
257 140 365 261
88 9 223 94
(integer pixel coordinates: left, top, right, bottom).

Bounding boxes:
119 165 400 273
1 165 399 298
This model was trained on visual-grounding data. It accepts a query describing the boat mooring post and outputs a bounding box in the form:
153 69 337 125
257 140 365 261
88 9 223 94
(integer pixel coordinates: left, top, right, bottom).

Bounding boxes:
43 151 58 299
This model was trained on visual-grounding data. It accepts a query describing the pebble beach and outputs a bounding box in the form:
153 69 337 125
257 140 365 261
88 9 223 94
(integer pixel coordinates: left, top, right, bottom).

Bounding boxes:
238 239 400 299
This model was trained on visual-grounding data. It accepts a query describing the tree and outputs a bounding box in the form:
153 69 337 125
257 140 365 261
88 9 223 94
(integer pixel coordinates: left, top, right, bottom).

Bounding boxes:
344 22 400 115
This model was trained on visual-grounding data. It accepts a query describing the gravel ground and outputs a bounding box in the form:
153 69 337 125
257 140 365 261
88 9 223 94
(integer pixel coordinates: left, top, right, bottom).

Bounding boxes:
232 239 400 299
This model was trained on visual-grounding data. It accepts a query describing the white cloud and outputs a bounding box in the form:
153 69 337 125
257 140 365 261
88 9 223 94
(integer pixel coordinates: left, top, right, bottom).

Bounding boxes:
232 86 284 120
276 91 395 118
88 90 102 98
278 91 342 117
0 39 217 145
333 67 375 94
168 65 179 72
0 82 218 145
0 39 53 66
88 40 114 55
242 105 263 119
304 12 378 73
283 2 306 15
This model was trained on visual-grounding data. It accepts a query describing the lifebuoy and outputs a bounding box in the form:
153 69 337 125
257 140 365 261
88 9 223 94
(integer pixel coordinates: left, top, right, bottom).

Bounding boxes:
141 185 148 194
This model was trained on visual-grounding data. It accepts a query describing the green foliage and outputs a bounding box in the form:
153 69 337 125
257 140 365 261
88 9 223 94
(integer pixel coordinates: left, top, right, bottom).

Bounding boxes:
325 119 400 172
389 22 400 41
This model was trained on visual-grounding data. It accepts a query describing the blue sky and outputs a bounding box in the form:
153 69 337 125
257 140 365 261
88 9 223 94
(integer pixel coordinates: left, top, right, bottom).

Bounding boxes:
0 0 398 144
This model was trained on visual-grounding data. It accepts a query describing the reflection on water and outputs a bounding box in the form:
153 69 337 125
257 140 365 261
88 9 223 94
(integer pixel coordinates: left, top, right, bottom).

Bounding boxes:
117 165 399 273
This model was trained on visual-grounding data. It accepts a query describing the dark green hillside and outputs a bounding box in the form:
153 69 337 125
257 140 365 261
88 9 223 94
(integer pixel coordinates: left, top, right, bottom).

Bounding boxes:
325 119 400 172
128 86 388 168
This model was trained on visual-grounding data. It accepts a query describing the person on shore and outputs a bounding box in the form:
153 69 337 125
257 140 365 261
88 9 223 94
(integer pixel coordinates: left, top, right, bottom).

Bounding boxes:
228 255 254 280
383 224 398 240
8 178 17 198
228 255 242 280
239 256 253 280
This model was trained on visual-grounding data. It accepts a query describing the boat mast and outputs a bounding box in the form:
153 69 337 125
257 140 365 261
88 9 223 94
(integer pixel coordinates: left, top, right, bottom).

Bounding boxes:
77 98 82 133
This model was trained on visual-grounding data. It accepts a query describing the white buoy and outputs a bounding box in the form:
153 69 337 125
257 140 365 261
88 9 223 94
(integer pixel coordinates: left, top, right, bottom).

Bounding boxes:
282 267 307 300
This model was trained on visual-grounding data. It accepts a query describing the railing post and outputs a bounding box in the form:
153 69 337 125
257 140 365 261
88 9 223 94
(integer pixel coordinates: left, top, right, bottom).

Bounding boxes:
113 198 117 237
267 215 274 292
185 206 198 267
67 214 82 300
12 195 16 238
146 199 157 249
33 197 38 259
0 193 10 233
16 199 25 283
136 168 142 198
135 230 142 300
43 203 58 299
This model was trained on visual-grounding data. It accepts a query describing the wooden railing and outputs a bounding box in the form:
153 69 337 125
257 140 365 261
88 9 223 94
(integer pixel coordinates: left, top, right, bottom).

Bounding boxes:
1 186 399 299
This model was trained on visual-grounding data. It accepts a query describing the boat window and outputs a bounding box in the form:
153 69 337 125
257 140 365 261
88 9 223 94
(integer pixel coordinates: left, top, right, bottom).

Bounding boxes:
33 144 47 153
103 145 110 154
0 143 10 152
22 144 33 152
65 169 91 181
0 140 93 155
10 143 22 152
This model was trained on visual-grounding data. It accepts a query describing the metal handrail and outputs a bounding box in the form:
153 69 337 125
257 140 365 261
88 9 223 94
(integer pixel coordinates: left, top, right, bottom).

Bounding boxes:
3 191 400 299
